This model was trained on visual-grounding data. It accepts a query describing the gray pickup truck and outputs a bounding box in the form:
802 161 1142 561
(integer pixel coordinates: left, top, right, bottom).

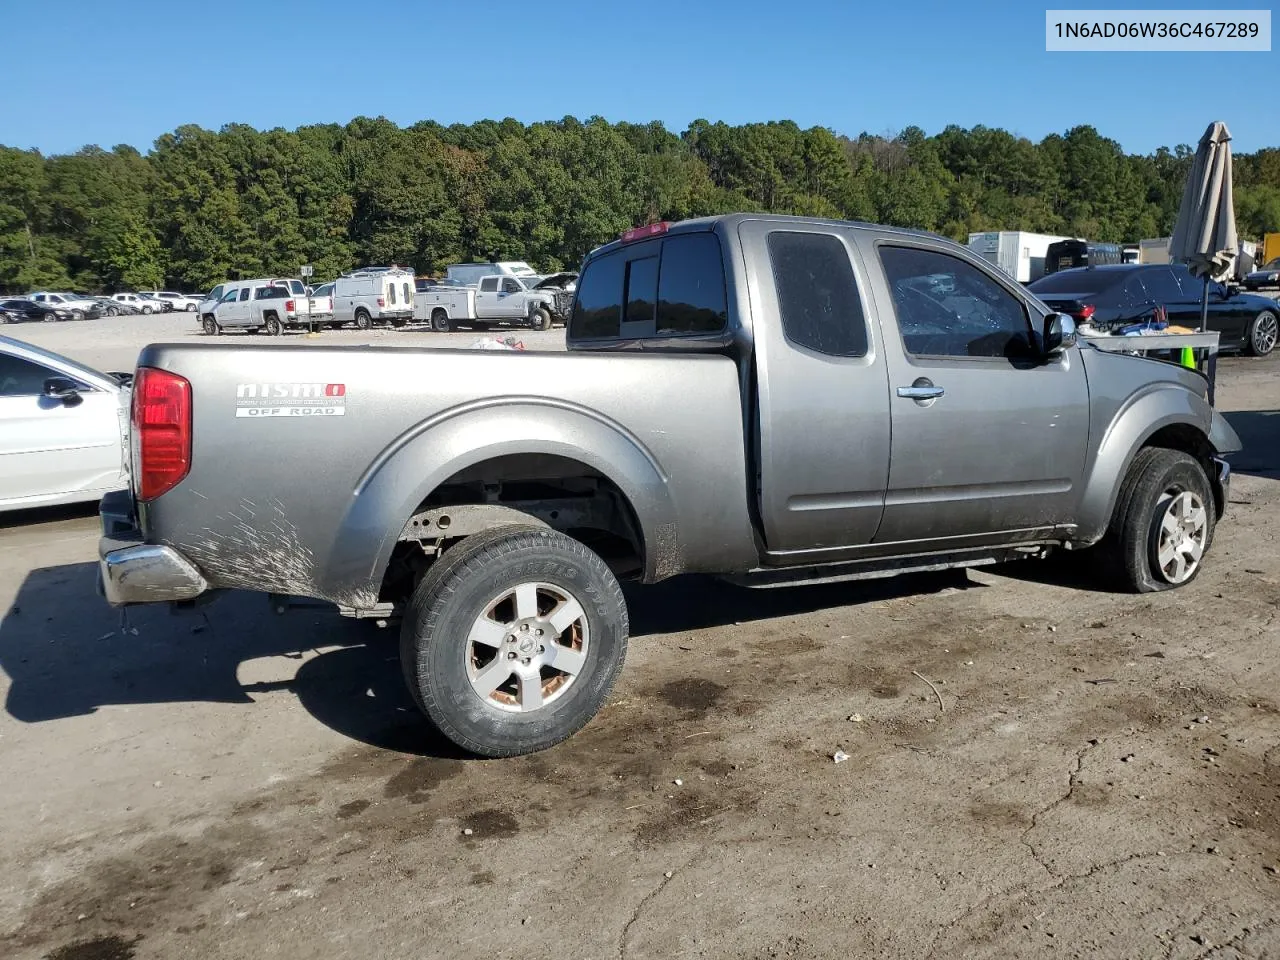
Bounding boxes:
99 214 1241 757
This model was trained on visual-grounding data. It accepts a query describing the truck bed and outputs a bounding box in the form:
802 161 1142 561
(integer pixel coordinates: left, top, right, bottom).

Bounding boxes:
133 343 757 608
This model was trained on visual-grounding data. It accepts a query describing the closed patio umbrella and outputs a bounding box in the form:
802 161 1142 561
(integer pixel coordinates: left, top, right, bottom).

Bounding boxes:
1168 121 1237 331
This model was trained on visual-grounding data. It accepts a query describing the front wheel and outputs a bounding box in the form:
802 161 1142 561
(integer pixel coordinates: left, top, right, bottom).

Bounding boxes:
354 309 371 330
400 526 629 758
106 307 118 317
142 305 153 315
530 307 552 332
186 303 197 312
1246 310 1277 357
1103 448 1215 593
202 316 221 336
70 309 85 321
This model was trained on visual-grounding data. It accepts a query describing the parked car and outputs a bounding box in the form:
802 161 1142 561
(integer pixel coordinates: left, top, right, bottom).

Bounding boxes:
142 293 175 312
1243 257 1280 291
1028 263 1279 357
414 273 557 331
309 283 335 324
150 291 200 312
333 267 414 329
92 296 138 317
28 291 99 320
96 213 1241 758
0 335 130 512
111 292 163 314
206 279 326 335
1 299 71 322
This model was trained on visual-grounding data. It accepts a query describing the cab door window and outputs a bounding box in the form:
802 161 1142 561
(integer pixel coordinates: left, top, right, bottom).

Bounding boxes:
879 246 1033 359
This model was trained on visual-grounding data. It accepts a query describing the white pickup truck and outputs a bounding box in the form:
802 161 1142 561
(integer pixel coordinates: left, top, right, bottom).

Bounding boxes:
206 279 331 335
414 274 557 332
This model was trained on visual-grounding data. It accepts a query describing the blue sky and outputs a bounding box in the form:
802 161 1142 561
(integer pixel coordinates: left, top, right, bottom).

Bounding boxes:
5 0 1276 156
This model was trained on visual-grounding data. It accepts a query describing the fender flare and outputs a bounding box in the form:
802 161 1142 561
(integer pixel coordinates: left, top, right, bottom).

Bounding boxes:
1074 383 1218 543
319 397 679 605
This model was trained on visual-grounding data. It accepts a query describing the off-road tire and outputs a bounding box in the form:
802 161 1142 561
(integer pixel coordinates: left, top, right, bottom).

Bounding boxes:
400 525 629 758
1103 447 1215 593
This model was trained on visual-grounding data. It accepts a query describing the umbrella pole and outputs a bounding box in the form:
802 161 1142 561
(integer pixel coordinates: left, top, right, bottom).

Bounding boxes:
1200 275 1209 330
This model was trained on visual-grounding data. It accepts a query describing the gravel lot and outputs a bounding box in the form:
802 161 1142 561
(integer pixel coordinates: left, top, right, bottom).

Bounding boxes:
1 315 1278 960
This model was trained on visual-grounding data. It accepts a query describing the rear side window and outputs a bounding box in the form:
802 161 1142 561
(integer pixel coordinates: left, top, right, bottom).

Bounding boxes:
624 256 658 325
571 252 625 339
769 231 868 357
388 283 397 304
572 232 729 341
656 233 727 334
403 282 411 303
238 288 252 302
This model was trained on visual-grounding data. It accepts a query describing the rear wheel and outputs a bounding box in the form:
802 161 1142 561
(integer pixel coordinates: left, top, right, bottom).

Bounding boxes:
142 305 153 315
355 308 371 330
70 309 85 321
1103 448 1215 593
202 316 220 336
1246 310 1277 357
400 526 629 758
264 315 283 336
106 307 118 317
431 309 452 332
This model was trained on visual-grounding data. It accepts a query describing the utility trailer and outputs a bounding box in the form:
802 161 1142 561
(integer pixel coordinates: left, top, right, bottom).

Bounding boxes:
967 232 1071 283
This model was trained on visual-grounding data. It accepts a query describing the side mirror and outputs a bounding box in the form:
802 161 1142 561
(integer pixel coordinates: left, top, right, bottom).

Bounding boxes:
44 376 82 404
1042 313 1077 357
1226 284 1239 298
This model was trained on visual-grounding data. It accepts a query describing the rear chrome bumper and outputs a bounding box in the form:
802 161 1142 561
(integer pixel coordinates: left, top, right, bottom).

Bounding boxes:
97 491 206 606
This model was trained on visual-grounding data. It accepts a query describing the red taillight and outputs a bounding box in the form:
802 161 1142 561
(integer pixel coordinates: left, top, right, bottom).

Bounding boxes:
1078 304 1095 320
620 221 669 243
285 298 295 312
132 367 191 502
377 296 385 307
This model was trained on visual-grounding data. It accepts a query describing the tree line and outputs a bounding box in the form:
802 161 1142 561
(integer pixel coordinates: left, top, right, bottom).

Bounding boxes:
2 117 1278 294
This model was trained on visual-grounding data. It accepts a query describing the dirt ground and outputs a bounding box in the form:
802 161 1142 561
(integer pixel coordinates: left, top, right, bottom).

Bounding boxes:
1 315 1278 960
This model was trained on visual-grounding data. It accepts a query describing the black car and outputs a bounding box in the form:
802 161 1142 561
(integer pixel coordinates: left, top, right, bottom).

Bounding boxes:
1028 263 1279 357
0 299 71 322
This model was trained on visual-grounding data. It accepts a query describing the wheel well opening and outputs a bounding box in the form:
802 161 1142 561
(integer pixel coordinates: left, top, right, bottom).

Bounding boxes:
1142 424 1222 515
378 454 646 605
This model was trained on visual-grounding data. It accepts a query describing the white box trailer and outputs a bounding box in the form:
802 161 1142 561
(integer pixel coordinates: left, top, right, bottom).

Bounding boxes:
967 232 1071 283
1138 237 1171 264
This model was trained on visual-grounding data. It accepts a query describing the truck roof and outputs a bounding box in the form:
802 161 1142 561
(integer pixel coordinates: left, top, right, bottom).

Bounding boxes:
584 213 947 262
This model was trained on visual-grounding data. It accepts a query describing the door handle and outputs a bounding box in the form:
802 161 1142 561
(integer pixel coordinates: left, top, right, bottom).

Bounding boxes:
897 383 945 400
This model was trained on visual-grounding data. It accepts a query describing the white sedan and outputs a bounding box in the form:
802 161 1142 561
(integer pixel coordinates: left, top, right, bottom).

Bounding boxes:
0 336 131 512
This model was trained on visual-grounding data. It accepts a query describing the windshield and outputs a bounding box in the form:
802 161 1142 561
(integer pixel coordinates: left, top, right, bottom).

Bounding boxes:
0 336 113 386
1262 259 1280 270
1028 269 1128 295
